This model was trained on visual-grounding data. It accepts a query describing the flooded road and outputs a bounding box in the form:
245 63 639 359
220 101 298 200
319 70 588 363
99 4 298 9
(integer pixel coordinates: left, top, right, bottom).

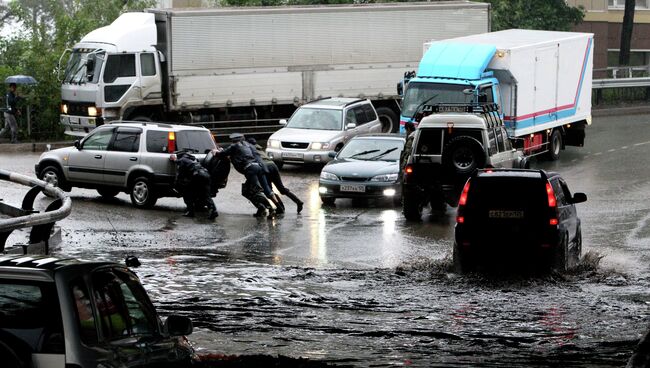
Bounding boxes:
1 113 650 366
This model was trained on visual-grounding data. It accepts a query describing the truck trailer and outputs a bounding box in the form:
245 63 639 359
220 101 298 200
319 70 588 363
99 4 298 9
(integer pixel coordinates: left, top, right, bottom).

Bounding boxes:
59 2 490 138
400 29 593 160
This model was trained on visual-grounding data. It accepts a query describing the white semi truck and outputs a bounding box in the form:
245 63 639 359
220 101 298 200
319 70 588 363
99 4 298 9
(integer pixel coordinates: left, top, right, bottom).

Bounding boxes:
59 1 490 138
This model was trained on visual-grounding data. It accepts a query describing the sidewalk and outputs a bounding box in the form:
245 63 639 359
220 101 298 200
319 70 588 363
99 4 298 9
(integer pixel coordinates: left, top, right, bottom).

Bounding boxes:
1 105 649 153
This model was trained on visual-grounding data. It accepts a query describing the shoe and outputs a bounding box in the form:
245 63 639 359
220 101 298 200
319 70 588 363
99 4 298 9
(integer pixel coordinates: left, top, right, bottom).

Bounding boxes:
254 207 267 217
208 210 219 219
267 208 276 219
183 211 195 217
296 201 303 214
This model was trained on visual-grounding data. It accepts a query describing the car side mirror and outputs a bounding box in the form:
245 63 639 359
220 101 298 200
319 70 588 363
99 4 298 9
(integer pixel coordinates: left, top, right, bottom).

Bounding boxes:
346 123 356 130
74 140 81 150
164 315 193 336
572 192 587 204
279 119 287 125
328 151 336 158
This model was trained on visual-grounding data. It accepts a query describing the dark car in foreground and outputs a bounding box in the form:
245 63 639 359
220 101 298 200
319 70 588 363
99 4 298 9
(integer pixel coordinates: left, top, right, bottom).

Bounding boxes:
453 169 587 272
0 255 195 368
318 134 405 205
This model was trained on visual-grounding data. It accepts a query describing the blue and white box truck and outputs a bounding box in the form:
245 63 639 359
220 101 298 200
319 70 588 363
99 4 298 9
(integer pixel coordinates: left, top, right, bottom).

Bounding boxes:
400 29 593 160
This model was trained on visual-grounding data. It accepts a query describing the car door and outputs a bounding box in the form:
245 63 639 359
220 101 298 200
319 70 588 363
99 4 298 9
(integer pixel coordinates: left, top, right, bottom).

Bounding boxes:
557 178 578 242
343 108 359 143
353 105 371 135
103 127 142 186
491 127 518 167
67 127 114 184
362 104 382 133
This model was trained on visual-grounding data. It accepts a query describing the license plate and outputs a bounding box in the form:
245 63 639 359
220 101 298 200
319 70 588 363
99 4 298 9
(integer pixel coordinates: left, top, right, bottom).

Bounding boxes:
340 184 365 193
68 116 80 125
282 152 304 159
488 210 524 219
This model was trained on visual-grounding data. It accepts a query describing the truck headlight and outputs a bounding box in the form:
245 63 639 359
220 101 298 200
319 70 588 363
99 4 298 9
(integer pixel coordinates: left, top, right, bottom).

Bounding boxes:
61 104 68 114
320 171 339 181
88 106 99 117
370 173 398 182
268 139 280 148
311 142 330 150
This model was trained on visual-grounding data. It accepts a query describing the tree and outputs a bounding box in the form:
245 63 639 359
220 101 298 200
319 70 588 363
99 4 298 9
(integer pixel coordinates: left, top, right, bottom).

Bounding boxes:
485 0 584 32
619 0 635 66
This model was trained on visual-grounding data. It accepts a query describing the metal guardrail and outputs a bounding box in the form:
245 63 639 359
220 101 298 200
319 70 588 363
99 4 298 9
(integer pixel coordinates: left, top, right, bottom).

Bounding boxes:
592 77 650 89
0 169 72 254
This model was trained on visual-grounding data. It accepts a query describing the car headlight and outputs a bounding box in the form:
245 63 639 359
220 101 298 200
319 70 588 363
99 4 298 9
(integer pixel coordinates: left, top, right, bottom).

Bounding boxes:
320 171 339 181
268 139 280 148
311 142 330 150
370 173 399 182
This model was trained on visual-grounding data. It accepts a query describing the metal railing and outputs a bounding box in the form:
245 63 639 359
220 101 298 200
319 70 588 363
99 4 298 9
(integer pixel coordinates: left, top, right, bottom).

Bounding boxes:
0 169 72 255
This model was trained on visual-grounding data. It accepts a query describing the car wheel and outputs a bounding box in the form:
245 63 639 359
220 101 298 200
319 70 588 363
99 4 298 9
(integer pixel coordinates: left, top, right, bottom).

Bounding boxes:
129 176 158 209
321 196 336 206
375 107 399 133
392 194 402 207
553 233 569 272
453 243 473 274
546 129 562 161
573 228 582 267
442 136 486 175
402 192 423 221
97 188 120 198
39 165 67 198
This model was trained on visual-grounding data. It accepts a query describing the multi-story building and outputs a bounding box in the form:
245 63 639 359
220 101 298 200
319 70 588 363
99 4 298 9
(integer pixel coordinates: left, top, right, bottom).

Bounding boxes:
568 0 650 78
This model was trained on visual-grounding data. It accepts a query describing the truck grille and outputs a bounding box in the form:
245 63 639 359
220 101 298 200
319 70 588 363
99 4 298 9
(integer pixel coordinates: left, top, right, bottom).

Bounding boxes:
281 141 309 149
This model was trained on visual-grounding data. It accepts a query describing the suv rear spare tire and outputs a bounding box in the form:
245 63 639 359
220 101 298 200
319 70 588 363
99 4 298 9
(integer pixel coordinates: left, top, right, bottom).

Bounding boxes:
402 192 424 221
129 176 158 209
442 136 486 175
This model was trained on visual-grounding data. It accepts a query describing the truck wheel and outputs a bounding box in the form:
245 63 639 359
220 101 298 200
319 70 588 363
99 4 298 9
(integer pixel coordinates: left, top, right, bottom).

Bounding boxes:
553 234 569 272
546 129 562 161
39 165 68 197
442 136 486 175
132 115 152 122
129 176 158 209
97 188 120 198
375 107 399 133
402 192 423 221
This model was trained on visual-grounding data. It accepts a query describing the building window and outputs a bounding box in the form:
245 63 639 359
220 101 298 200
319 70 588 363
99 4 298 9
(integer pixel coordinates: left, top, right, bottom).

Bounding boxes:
609 0 649 9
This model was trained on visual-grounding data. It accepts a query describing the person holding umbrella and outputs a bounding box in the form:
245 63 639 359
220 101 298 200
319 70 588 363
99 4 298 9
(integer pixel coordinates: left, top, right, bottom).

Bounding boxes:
1 83 21 143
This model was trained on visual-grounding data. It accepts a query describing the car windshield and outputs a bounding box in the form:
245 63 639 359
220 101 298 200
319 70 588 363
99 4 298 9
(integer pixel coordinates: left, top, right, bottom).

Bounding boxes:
401 82 473 117
63 49 105 84
338 139 404 161
286 108 342 131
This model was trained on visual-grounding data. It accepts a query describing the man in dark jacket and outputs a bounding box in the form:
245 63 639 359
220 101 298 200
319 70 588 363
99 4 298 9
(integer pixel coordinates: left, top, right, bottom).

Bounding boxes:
247 137 304 214
1 83 20 143
217 133 274 218
174 151 218 219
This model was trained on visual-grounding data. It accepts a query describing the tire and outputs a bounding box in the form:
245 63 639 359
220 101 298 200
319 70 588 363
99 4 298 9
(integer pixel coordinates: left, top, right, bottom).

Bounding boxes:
131 115 152 122
97 188 120 198
392 194 402 207
321 196 336 206
0 342 25 368
573 228 582 267
546 129 562 161
375 107 399 133
518 157 531 169
129 176 158 209
402 192 423 221
442 136 486 175
453 243 472 273
39 165 67 197
553 234 569 272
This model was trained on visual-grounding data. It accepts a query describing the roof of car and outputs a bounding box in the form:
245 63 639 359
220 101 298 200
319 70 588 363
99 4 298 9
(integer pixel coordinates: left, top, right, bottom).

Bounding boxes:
475 169 560 179
303 97 367 109
108 121 209 131
0 254 120 281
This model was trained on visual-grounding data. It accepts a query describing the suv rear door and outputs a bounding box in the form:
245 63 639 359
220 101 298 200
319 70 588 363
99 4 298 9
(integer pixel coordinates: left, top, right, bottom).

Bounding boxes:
67 126 114 184
103 127 142 186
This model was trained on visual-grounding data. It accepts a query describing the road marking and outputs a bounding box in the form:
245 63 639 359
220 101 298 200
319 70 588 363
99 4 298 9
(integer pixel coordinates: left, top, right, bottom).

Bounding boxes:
608 149 616 152
621 146 628 149
634 141 650 146
593 152 602 156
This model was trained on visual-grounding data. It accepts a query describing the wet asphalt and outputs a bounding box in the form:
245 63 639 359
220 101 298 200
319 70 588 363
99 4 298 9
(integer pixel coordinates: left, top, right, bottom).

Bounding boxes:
1 113 650 367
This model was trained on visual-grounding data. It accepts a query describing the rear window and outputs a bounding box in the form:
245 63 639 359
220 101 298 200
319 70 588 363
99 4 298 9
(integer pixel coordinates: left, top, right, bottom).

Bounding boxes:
176 130 215 154
466 177 547 212
416 129 442 154
0 279 64 353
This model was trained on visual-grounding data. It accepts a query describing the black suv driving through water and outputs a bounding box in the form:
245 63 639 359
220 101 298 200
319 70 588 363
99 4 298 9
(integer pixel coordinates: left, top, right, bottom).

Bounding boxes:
453 169 587 272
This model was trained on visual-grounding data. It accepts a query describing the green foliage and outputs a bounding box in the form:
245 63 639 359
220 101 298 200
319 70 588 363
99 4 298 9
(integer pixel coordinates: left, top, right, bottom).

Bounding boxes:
0 0 155 140
484 0 584 32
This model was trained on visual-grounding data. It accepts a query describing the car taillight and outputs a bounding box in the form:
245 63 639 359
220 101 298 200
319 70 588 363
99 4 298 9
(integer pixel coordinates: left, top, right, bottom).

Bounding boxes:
549 218 558 225
404 164 413 175
546 182 556 208
168 131 176 153
459 180 470 206
457 216 465 224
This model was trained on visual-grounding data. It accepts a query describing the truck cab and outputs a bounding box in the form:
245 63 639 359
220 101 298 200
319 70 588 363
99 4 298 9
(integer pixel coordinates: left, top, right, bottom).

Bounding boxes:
60 13 163 136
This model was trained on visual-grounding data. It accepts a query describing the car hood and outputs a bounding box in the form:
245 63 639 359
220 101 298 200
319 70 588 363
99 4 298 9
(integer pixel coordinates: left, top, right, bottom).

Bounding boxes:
40 146 77 159
322 158 399 178
270 128 342 143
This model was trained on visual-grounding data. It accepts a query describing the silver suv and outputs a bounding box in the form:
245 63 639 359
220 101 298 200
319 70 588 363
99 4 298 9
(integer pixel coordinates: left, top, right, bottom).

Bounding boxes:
266 98 382 167
35 121 216 208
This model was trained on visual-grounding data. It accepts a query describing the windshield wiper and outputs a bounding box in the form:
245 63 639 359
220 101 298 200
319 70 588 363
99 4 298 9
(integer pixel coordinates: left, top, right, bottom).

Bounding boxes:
410 94 439 121
369 147 398 160
347 149 380 159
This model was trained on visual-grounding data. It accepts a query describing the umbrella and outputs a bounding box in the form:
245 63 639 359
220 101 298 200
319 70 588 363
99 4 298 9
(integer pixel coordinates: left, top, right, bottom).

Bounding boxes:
5 75 37 85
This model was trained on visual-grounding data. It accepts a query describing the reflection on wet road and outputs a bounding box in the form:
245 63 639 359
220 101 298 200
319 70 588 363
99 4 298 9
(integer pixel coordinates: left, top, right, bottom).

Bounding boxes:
1 114 649 366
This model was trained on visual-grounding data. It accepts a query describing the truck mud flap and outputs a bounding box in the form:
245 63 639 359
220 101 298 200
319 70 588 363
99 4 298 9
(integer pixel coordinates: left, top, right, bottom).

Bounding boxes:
564 121 586 147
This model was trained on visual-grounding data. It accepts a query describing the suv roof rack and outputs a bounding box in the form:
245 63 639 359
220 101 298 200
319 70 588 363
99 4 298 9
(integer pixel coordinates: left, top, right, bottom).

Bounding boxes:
111 121 175 129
